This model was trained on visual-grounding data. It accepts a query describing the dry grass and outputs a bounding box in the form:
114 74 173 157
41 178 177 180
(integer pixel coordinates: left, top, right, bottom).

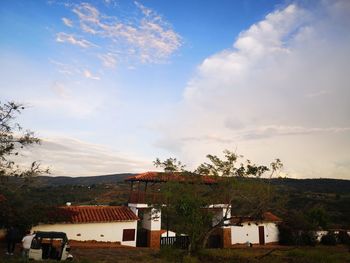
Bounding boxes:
1 243 349 263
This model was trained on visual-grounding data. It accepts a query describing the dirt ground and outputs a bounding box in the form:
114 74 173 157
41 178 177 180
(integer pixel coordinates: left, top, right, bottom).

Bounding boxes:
1 242 349 263
0 242 161 263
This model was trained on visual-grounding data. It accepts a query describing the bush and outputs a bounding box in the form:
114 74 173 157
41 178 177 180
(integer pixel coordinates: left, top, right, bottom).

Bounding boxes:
299 231 317 246
321 231 337 245
278 223 296 245
337 231 350 245
278 223 317 246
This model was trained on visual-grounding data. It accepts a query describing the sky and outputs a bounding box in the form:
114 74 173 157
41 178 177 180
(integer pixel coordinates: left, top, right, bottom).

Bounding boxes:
0 0 349 179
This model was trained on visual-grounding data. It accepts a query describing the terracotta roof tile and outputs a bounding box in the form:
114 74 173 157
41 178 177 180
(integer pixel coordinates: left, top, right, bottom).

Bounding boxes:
125 171 217 184
262 212 282 222
230 212 282 224
61 206 138 223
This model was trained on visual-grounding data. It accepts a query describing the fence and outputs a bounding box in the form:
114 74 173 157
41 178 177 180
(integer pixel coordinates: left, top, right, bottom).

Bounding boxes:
160 236 190 249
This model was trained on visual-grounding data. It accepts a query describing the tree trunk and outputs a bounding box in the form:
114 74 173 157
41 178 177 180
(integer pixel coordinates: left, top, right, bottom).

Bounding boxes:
187 242 192 256
201 226 218 249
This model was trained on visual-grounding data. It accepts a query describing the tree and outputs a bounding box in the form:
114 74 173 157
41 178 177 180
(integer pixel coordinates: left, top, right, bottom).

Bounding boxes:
153 157 186 172
0 101 48 231
154 151 283 254
0 101 48 180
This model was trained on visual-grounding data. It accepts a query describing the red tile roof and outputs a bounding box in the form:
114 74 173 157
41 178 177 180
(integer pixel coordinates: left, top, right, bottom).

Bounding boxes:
262 212 282 222
231 212 282 224
61 206 138 223
125 171 217 184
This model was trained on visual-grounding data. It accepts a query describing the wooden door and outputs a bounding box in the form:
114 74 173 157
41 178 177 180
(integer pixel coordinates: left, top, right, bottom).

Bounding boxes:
258 226 265 245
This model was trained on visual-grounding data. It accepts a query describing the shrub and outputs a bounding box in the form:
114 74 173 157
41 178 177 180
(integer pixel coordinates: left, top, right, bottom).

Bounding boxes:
337 231 350 245
278 223 317 246
278 223 296 245
321 231 337 245
300 231 317 246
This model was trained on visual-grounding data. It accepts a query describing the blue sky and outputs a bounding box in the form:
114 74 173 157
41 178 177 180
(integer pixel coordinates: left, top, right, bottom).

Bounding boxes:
1 0 350 178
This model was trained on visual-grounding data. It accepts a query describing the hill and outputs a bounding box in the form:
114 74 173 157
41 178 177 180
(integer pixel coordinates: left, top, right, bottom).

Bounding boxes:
270 178 350 194
14 174 350 193
9 173 135 187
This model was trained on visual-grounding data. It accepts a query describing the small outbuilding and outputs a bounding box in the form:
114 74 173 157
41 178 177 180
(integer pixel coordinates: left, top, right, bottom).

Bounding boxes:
230 212 281 246
32 206 139 247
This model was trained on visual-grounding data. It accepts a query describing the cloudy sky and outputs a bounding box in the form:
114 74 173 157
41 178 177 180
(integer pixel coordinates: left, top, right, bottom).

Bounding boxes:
1 0 349 178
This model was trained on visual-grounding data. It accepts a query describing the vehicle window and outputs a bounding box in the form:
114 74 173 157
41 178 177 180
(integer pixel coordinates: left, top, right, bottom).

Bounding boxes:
31 237 41 249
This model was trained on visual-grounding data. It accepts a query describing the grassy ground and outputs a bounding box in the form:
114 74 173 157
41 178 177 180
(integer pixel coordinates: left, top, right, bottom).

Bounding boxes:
0 243 349 263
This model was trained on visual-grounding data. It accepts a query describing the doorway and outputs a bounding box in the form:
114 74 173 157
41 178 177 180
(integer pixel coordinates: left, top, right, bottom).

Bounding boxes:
258 226 265 245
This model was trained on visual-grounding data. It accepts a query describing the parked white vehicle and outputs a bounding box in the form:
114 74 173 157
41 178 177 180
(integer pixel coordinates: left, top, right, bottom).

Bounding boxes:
28 231 73 261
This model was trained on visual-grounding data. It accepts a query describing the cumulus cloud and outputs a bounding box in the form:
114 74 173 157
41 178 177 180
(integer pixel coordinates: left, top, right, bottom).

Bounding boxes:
16 136 153 176
157 1 350 179
56 32 97 48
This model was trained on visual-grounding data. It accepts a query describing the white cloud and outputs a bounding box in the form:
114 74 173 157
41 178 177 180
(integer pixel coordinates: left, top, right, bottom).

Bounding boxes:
70 2 182 63
56 32 97 48
103 0 117 7
51 81 71 99
83 69 100 80
156 1 350 179
62 17 73 27
16 136 153 176
49 59 80 75
29 96 100 119
98 53 117 68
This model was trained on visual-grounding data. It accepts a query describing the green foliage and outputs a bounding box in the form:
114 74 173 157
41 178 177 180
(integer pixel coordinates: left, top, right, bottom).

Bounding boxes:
161 181 215 253
278 210 318 246
321 231 338 245
0 101 47 179
153 158 186 172
154 152 283 254
306 207 330 229
0 101 50 230
337 230 350 245
195 150 282 177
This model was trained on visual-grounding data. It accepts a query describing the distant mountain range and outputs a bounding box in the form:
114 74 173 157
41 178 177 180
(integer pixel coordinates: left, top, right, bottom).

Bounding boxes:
8 173 350 193
269 178 350 194
9 173 135 187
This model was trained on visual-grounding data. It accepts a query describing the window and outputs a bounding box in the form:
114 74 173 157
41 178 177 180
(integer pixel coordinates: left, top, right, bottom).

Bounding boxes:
122 229 135 241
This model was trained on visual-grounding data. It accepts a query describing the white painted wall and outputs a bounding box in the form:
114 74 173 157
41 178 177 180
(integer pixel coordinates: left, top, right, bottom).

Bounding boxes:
32 221 137 247
128 203 149 209
211 206 231 227
142 208 161 231
161 230 176 237
231 222 279 245
315 230 328 242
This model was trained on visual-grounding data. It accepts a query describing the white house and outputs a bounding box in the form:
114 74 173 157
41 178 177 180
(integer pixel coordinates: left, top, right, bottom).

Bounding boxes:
32 205 139 247
230 212 281 246
125 172 284 248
